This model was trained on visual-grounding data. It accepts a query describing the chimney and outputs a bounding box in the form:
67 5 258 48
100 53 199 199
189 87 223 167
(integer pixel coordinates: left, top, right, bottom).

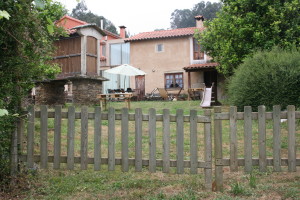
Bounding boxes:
100 19 104 29
119 25 126 38
195 15 204 29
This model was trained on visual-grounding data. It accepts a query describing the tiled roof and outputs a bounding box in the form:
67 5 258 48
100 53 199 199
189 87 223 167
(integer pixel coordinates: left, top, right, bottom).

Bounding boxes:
103 30 121 39
125 27 203 42
183 63 219 71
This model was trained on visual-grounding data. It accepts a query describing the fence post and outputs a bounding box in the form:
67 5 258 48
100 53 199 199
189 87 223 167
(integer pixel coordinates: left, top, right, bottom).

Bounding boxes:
229 106 238 172
214 106 223 191
40 105 48 169
287 105 296 172
27 105 35 168
121 108 129 172
53 105 62 170
108 107 115 171
244 106 252 173
149 108 156 172
273 105 281 171
135 108 142 172
258 105 266 172
204 109 212 190
10 122 18 175
94 106 102 171
190 109 198 174
80 106 89 170
176 109 184 174
162 109 170 173
67 106 75 170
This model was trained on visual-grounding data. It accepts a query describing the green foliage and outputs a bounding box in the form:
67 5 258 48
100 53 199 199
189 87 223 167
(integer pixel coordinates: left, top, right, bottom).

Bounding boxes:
170 1 222 29
0 0 65 185
230 182 251 196
197 0 300 76
71 1 118 35
228 47 300 111
248 173 257 189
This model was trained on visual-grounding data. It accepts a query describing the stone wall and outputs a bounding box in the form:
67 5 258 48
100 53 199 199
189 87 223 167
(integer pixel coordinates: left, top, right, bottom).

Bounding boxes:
35 81 66 105
71 79 102 105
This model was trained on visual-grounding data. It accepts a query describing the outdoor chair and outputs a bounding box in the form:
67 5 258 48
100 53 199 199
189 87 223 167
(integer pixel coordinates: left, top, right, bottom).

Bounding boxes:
157 88 170 100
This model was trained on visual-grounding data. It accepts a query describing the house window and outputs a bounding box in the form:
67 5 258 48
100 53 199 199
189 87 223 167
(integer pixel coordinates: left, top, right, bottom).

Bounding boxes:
110 43 130 65
193 38 204 60
165 73 183 89
156 44 164 52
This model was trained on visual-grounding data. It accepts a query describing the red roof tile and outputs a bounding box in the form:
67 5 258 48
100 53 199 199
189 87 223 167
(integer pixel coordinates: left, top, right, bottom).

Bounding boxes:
103 30 121 39
183 63 219 71
125 27 203 42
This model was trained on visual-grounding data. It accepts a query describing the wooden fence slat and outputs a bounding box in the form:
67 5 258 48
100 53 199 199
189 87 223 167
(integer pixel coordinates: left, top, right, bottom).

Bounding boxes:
230 106 238 172
94 107 101 171
27 105 35 168
204 109 212 190
190 110 198 174
53 105 62 170
214 107 223 191
287 105 296 172
108 107 115 171
258 105 267 172
273 105 281 171
162 109 170 173
176 109 184 174
81 106 88 170
121 108 129 172
149 108 156 172
40 105 48 169
244 106 253 173
17 118 25 153
67 106 75 170
135 108 143 172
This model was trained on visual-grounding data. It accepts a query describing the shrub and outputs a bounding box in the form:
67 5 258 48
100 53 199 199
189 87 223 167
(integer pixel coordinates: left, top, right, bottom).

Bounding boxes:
228 47 300 111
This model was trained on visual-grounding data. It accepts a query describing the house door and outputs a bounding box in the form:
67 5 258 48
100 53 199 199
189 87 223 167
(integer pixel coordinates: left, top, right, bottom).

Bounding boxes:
204 70 218 101
135 75 145 100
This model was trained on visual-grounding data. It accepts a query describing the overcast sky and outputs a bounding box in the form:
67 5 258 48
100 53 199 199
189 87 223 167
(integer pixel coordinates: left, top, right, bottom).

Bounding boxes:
56 0 220 35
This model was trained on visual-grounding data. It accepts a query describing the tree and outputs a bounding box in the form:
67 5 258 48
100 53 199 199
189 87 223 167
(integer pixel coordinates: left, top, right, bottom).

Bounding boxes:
71 1 118 34
0 0 65 184
227 47 300 111
197 0 300 76
170 1 222 29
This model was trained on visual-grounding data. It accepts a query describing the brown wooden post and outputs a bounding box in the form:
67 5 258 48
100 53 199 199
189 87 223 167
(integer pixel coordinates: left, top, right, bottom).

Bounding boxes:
214 106 223 191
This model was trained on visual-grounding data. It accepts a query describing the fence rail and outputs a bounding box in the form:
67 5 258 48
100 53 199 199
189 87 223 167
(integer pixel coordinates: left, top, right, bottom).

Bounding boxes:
17 105 299 191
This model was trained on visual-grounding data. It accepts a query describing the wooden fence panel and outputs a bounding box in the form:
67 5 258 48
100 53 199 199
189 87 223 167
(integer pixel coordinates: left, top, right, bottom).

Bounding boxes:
135 108 142 172
149 108 156 172
214 106 223 191
121 108 129 172
287 105 296 172
108 107 115 171
244 106 252 173
162 109 170 173
67 106 75 170
27 105 35 168
190 110 198 174
230 106 238 172
54 105 62 169
81 106 89 170
273 105 281 171
94 107 101 171
258 105 267 172
176 109 184 174
40 105 48 169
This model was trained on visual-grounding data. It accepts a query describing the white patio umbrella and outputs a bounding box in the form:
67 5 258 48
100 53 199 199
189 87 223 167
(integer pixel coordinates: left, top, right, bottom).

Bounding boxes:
105 64 146 76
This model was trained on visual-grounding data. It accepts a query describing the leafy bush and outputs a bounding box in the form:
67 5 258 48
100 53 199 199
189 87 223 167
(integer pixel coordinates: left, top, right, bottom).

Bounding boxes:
228 47 300 111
